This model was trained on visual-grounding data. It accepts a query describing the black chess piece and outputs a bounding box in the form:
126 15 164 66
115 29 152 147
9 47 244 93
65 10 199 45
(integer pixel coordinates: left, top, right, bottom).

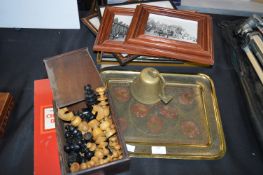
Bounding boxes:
83 132 92 141
64 144 71 153
77 155 86 164
84 84 97 106
80 145 89 154
81 109 96 122
84 151 94 160
68 152 79 165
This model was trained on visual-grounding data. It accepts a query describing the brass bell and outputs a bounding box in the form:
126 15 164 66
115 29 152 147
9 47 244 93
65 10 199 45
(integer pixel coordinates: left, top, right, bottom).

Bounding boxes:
130 67 173 105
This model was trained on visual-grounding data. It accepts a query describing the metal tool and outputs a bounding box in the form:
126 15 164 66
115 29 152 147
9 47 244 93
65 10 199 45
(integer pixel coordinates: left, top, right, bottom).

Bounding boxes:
236 14 263 84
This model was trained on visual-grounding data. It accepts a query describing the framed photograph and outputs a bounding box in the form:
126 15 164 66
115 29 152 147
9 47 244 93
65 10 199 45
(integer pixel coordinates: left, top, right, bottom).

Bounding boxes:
93 6 139 65
93 7 135 55
124 4 214 65
81 13 100 35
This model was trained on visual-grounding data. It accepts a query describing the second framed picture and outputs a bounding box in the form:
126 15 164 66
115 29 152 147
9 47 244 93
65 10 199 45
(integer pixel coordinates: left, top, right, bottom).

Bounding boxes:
123 4 214 65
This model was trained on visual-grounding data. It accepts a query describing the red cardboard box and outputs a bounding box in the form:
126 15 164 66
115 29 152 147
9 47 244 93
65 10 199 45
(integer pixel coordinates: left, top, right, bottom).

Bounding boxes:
34 79 61 175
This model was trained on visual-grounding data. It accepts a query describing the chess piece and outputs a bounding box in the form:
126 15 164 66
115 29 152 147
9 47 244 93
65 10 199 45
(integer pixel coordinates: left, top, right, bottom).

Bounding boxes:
81 109 96 122
80 162 87 170
92 127 104 139
71 116 82 127
58 108 83 127
78 121 91 133
84 150 94 160
95 136 107 145
88 119 99 129
87 142 96 151
86 160 95 168
83 132 92 141
84 84 98 106
70 162 80 173
90 156 99 166
58 107 74 121
99 119 111 131
109 135 118 142
105 127 116 138
92 86 110 121
92 105 111 121
94 149 104 159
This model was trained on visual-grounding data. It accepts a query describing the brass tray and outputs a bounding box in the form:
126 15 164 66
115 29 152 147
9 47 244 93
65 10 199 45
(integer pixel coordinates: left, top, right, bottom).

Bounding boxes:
101 70 226 160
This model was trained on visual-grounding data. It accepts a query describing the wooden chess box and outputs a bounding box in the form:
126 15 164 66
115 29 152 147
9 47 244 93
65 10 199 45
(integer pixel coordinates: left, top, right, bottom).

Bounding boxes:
44 48 129 175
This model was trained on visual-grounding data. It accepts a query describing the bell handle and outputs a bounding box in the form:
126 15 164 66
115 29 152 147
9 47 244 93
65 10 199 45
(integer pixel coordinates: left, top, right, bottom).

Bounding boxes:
156 73 173 104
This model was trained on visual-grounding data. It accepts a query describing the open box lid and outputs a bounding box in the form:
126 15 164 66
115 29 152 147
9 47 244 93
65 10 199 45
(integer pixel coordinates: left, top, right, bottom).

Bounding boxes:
44 48 103 108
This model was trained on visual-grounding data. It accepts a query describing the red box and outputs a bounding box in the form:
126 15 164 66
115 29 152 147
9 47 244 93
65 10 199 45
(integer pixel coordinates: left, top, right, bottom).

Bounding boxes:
34 79 61 175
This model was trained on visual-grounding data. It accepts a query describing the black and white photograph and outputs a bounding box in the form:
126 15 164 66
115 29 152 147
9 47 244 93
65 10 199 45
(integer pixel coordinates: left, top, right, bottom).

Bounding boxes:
109 15 133 41
145 14 198 43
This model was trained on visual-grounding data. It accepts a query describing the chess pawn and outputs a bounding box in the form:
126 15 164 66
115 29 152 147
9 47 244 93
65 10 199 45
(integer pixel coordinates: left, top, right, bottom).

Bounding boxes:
95 136 107 145
86 160 95 168
95 149 104 159
111 150 120 158
88 119 99 129
78 121 91 133
58 108 75 121
109 135 118 143
70 162 80 173
71 116 82 127
93 127 104 140
97 142 109 155
80 162 87 170
99 120 111 131
87 142 96 151
113 143 121 150
99 158 108 165
105 127 116 138
104 155 113 163
91 156 99 166
109 141 121 149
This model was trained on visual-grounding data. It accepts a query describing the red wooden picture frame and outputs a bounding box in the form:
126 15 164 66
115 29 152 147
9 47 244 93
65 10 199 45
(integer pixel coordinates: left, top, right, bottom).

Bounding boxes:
93 7 135 54
93 6 139 64
124 4 214 65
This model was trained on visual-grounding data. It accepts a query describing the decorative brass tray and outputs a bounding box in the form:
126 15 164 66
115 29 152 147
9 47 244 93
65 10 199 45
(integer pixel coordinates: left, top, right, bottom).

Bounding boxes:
101 70 226 160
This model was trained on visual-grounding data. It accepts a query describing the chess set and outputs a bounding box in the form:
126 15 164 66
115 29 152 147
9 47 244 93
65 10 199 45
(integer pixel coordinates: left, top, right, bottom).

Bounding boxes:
57 86 123 172
44 49 129 174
